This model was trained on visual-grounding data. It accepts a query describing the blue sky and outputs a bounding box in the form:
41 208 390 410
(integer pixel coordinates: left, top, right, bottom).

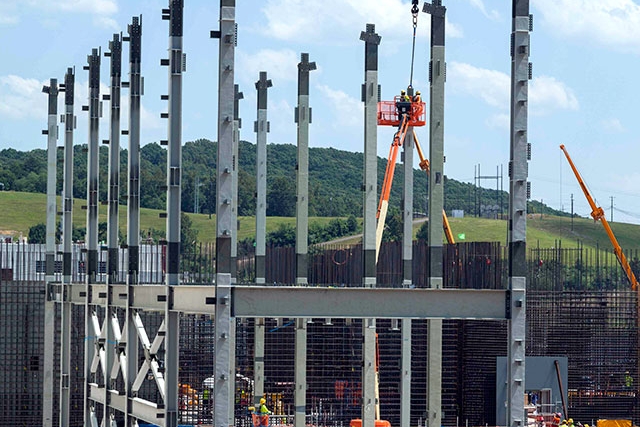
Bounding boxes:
2 0 640 225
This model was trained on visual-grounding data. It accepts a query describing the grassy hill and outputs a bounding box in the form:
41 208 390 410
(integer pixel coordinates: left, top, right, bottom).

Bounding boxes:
2 191 639 251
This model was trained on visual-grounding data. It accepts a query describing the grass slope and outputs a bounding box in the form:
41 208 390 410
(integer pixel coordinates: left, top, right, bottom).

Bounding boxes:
1 191 639 250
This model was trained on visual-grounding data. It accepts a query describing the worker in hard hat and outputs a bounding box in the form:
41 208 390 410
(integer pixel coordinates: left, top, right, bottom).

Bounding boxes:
259 397 272 415
412 90 423 120
567 418 574 427
396 90 412 125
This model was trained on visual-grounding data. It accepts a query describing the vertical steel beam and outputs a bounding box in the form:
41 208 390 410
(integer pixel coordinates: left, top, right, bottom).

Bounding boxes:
254 71 271 285
104 34 122 424
84 47 101 427
232 84 243 282
508 1 531 426
359 24 379 287
211 1 237 426
253 71 271 418
423 2 446 426
402 92 414 287
163 2 184 425
106 34 122 283
295 53 316 285
60 66 75 427
360 24 380 427
42 77 58 427
125 16 142 427
294 318 307 427
127 16 142 286
400 319 411 427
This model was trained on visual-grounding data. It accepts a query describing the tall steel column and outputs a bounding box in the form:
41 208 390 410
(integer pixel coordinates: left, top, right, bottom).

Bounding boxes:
253 71 271 415
401 84 414 427
42 77 58 427
359 24 379 287
507 1 531 425
232 84 243 282
211 1 237 426
162 1 184 425
360 24 380 427
295 53 315 285
423 1 446 425
84 47 101 427
254 71 271 285
106 34 122 283
125 16 142 427
127 16 142 285
59 66 75 427
294 318 308 427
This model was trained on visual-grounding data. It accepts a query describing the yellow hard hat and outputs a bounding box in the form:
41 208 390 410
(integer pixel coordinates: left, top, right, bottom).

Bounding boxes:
260 398 266 404
400 90 406 94
416 91 421 95
568 419 573 424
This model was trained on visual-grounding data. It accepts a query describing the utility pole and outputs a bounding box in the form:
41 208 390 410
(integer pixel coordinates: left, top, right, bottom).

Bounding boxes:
571 193 574 231
610 196 614 222
42 77 58 427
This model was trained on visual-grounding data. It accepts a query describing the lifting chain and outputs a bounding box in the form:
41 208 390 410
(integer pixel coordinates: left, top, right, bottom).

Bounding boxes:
409 0 420 88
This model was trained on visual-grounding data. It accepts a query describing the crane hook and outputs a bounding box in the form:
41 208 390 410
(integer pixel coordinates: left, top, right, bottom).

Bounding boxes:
411 0 419 26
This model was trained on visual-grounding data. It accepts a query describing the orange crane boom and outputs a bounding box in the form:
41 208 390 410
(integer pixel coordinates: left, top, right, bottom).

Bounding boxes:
560 144 638 290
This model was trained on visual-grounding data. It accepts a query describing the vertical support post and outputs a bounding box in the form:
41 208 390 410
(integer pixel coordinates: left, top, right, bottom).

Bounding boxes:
254 318 265 407
163 2 184 425
42 77 59 427
127 16 142 287
508 1 531 426
84 47 101 427
402 90 414 288
294 318 308 427
106 34 122 283
295 53 316 285
60 66 75 427
125 16 142 427
423 1 446 426
360 24 381 427
211 1 237 426
254 71 271 285
232 84 243 283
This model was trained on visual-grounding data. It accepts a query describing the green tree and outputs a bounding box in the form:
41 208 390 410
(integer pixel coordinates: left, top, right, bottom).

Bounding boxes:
382 207 403 242
267 223 295 247
416 221 429 242
267 175 296 217
28 223 46 244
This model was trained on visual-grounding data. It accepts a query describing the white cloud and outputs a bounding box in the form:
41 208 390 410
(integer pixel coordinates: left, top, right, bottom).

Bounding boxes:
0 75 48 120
467 0 501 21
448 62 579 114
0 14 19 25
237 49 300 85
26 0 117 15
529 75 579 113
259 0 425 44
601 118 625 132
316 84 363 128
448 61 510 108
533 0 640 53
486 113 510 130
94 16 119 31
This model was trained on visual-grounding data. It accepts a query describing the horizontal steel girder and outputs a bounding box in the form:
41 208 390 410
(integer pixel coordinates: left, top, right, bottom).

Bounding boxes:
58 283 509 320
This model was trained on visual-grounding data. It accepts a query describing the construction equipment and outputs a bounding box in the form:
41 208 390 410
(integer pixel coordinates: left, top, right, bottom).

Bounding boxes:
559 144 638 290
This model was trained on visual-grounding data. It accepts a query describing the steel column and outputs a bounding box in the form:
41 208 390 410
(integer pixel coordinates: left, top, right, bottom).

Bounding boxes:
360 24 381 427
43 77 58 427
60 66 75 427
508 1 531 426
163 2 184 425
295 53 315 285
254 71 271 284
212 1 237 426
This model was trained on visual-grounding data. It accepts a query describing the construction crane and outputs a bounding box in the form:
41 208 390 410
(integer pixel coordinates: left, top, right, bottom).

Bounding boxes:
559 144 638 290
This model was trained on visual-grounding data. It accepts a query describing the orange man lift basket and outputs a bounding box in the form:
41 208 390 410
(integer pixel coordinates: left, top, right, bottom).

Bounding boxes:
377 96 426 127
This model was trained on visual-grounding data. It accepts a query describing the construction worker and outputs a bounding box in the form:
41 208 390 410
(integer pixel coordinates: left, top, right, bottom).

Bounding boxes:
625 370 634 389
411 90 423 120
413 90 421 103
259 397 272 415
567 418 575 427
397 90 412 125
551 412 561 427
257 397 271 427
